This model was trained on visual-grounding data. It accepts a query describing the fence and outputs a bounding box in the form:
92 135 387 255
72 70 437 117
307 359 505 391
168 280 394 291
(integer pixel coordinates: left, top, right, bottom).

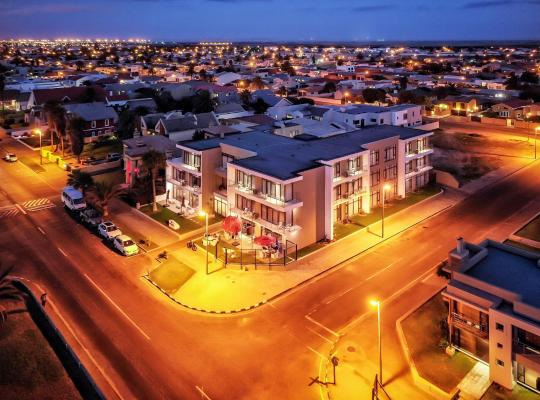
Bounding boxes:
209 239 297 269
12 280 105 400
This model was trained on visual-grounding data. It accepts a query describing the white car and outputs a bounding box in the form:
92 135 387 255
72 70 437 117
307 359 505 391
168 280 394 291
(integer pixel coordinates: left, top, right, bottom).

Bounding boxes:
113 235 139 256
97 221 122 240
4 153 17 162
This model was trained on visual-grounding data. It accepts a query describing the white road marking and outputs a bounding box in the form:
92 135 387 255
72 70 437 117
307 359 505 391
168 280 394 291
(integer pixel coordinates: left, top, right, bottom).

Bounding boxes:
37 226 46 235
305 314 340 338
306 345 327 359
15 203 27 215
57 247 68 257
195 386 213 400
83 273 151 340
22 198 55 212
306 326 334 344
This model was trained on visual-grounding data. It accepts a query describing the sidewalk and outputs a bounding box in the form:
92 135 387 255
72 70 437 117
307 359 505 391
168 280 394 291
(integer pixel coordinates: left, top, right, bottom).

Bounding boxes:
322 274 447 400
144 189 461 313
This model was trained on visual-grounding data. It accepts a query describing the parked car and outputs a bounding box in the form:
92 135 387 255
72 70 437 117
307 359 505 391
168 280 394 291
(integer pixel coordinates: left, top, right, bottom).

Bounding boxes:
113 235 139 256
61 186 86 211
97 221 122 240
4 153 17 162
80 208 102 228
106 153 122 161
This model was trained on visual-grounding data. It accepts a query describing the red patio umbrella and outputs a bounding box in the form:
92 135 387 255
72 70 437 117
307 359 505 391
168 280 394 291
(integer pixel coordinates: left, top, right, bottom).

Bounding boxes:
222 216 242 235
254 235 277 247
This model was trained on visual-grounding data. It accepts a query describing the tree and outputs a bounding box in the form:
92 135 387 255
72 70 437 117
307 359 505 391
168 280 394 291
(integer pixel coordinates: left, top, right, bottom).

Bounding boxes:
192 130 205 141
362 88 386 104
141 150 164 212
199 69 208 81
250 76 265 90
240 89 251 106
252 98 270 114
43 101 67 155
187 64 195 78
192 90 215 113
321 81 337 93
117 109 136 139
399 76 408 91
0 73 4 113
67 170 94 196
86 182 126 217
281 60 296 76
78 86 98 103
68 117 86 162
0 265 25 326
520 71 539 85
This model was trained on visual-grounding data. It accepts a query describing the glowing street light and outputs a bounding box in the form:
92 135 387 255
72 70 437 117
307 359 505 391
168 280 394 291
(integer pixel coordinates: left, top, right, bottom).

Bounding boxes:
34 129 43 165
381 183 391 238
369 299 383 385
199 210 209 274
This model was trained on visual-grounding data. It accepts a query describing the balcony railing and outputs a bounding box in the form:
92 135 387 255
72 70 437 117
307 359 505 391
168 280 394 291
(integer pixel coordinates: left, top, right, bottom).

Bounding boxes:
451 312 488 337
513 340 540 356
230 207 301 234
406 147 433 157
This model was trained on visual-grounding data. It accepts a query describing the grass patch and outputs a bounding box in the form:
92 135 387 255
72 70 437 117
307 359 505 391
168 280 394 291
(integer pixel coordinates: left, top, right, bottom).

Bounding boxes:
140 204 222 235
0 311 81 400
333 184 440 240
481 383 540 400
149 257 195 293
515 215 540 243
19 135 58 149
401 293 476 392
80 139 123 160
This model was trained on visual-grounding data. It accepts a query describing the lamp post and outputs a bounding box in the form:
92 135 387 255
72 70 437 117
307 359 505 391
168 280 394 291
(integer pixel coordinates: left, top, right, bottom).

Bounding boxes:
369 299 383 386
535 127 539 160
199 210 209 275
381 183 391 238
34 129 42 165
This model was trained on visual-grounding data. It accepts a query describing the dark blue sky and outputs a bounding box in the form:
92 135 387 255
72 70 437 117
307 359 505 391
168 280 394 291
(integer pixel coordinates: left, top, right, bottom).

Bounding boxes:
1 0 539 42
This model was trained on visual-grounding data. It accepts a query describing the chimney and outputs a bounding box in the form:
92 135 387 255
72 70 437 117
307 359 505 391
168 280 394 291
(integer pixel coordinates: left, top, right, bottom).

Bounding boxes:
449 236 469 272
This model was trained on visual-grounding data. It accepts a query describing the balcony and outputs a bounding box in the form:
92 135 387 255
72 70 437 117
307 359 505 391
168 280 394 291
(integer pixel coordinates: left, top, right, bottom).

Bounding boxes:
450 312 488 338
334 188 368 204
406 147 434 159
231 183 303 211
405 164 433 177
166 174 184 187
167 157 201 175
230 207 301 235
333 169 368 185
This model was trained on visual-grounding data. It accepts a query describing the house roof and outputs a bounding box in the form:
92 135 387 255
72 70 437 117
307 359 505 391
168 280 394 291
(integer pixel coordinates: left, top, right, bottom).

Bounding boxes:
123 135 181 158
64 102 118 122
159 112 219 133
32 86 106 106
215 103 246 114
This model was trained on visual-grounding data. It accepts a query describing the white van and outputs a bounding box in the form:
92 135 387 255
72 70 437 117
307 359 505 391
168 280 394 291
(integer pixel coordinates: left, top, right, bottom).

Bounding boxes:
61 186 86 211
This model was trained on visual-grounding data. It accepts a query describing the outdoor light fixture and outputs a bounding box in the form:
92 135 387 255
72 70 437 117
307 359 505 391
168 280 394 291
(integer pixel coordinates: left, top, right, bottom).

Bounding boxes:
370 299 383 385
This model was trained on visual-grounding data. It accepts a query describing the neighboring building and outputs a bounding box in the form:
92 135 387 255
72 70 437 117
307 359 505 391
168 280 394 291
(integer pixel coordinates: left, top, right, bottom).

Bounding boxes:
491 99 534 120
123 135 181 188
64 102 119 143
155 112 220 142
436 96 479 116
323 104 423 129
443 238 540 393
165 125 433 249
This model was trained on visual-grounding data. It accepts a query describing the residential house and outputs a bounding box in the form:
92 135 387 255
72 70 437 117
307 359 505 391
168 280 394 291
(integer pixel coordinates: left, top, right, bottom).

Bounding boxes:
64 102 119 143
155 112 220 142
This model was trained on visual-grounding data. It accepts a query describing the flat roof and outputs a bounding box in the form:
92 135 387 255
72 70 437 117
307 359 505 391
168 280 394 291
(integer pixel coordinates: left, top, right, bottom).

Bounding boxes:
465 244 540 308
182 125 431 180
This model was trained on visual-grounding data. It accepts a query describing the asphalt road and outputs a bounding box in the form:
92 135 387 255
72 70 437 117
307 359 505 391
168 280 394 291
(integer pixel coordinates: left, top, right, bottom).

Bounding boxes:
1 135 540 400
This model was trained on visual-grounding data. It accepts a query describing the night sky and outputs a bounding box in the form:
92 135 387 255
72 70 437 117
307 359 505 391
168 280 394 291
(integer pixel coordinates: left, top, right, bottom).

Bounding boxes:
0 0 539 42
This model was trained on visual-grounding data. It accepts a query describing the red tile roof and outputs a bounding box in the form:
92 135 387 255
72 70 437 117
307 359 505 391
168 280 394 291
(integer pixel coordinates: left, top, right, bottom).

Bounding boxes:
32 86 106 106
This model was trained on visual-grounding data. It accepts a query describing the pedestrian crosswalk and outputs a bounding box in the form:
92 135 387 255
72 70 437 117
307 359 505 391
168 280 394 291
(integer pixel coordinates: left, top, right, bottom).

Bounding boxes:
0 205 20 219
21 198 56 212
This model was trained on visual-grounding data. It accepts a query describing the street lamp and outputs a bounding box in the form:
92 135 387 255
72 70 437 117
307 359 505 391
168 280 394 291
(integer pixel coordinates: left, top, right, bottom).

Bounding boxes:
381 183 391 238
369 299 383 386
535 127 539 160
34 129 42 165
199 210 209 275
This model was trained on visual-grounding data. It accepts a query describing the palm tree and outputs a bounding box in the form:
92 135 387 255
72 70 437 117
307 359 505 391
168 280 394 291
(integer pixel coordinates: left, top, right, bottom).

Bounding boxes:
68 116 86 162
0 265 25 326
141 150 164 212
42 101 67 156
85 182 126 217
67 170 94 196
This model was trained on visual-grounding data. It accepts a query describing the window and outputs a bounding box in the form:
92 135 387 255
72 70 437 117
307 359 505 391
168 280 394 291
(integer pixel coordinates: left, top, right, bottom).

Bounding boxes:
384 146 396 161
370 170 380 187
497 343 503 349
261 205 285 225
383 165 397 180
350 178 362 193
222 153 234 168
334 185 342 200
190 175 201 188
91 120 96 128
370 191 380 207
496 359 504 367
236 194 252 211
172 167 184 182
379 119 383 124
263 179 291 202
105 119 110 127
183 151 201 171
370 150 379 166
334 163 341 178
235 170 252 188
495 323 504 332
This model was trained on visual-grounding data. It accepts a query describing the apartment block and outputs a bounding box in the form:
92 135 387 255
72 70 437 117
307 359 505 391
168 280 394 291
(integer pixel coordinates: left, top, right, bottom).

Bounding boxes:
443 238 540 393
165 125 433 250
